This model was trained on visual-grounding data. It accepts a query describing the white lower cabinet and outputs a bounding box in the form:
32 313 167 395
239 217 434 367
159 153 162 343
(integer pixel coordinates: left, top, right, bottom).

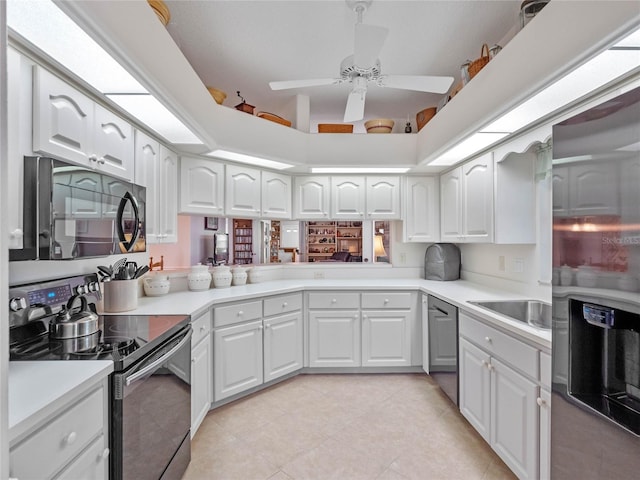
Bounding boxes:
214 320 264 401
538 388 551 480
213 294 303 402
308 291 417 368
308 310 361 367
191 310 212 437
459 313 541 480
10 380 109 480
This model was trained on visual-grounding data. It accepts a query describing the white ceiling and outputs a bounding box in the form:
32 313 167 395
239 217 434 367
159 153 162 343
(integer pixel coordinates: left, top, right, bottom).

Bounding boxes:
164 0 523 131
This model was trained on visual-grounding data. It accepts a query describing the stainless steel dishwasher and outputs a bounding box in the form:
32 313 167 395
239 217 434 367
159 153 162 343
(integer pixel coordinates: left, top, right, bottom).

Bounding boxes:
427 295 459 405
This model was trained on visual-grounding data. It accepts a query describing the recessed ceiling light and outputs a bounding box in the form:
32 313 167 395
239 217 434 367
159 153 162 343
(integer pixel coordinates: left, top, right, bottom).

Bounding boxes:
206 150 294 170
311 167 411 173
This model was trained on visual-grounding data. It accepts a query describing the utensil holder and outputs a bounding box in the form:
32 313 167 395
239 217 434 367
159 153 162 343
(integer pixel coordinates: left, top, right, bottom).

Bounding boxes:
103 280 138 312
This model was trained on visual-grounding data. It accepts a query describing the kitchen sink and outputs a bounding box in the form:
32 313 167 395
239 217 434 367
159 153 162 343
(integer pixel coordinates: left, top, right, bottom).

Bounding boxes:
469 300 552 330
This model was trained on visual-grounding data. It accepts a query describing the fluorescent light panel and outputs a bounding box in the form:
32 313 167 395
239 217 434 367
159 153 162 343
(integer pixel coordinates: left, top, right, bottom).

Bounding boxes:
8 0 204 146
429 26 640 166
311 167 411 174
107 94 202 144
207 150 293 170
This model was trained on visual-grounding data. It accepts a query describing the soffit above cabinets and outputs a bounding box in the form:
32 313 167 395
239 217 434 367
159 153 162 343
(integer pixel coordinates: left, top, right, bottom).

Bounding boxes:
11 1 640 174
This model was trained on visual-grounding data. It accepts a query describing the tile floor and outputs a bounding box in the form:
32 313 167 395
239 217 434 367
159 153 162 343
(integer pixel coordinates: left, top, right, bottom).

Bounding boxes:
183 373 517 480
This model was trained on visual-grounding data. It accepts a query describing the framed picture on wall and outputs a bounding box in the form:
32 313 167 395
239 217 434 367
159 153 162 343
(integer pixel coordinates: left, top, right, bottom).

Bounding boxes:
204 217 219 230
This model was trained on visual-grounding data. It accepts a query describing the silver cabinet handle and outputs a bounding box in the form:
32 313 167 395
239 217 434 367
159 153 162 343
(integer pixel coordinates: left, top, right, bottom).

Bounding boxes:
64 431 77 445
485 336 492 343
97 157 106 165
536 397 547 407
89 154 98 163
238 311 244 316
99 447 110 461
283 302 288 308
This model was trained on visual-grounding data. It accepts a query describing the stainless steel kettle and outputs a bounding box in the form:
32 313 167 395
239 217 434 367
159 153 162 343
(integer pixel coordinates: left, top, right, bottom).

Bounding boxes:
49 295 100 339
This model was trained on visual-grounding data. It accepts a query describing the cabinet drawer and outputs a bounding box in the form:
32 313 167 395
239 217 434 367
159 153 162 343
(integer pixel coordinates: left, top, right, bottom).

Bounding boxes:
459 312 538 379
540 351 551 388
55 435 108 480
191 310 212 345
264 293 302 317
11 386 104 479
308 292 360 309
361 292 413 309
214 301 262 328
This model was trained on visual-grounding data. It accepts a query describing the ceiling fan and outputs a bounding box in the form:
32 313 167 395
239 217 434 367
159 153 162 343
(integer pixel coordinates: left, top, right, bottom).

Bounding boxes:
269 0 454 122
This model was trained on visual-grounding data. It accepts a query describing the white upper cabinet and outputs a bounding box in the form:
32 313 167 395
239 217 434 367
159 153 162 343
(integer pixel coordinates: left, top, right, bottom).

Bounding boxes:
261 171 292 219
621 158 640 239
179 157 224 216
403 176 439 243
366 176 401 220
92 104 134 180
134 130 177 243
294 176 331 219
552 166 570 217
225 164 261 218
441 154 494 243
331 176 366 219
462 154 494 242
440 167 464 241
33 66 133 181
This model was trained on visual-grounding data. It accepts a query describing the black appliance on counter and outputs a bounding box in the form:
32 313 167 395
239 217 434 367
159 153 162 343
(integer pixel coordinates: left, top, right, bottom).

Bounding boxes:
10 156 146 261
552 86 640 477
9 274 192 480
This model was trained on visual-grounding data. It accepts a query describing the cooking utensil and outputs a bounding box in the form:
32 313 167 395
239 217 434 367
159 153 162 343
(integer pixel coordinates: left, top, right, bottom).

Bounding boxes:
49 295 100 339
112 257 127 277
134 265 150 279
97 265 113 280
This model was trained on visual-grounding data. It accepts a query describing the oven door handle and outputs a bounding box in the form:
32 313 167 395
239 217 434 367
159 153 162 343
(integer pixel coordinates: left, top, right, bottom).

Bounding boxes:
125 328 192 387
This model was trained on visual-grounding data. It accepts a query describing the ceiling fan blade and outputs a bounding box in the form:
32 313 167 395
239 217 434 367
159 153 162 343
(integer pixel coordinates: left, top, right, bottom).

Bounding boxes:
378 75 455 94
354 23 389 70
269 78 339 90
343 85 367 122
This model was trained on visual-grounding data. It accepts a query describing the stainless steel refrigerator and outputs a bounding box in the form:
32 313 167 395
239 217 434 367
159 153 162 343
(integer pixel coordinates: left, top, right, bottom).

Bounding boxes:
551 86 640 478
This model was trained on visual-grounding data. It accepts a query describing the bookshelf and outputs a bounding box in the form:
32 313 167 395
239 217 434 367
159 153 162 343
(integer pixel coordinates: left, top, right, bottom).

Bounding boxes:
270 221 280 263
233 218 253 264
306 221 362 262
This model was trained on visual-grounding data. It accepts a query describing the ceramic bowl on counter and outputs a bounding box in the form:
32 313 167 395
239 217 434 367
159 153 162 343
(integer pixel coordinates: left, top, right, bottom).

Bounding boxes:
143 274 171 296
212 265 232 288
188 264 212 291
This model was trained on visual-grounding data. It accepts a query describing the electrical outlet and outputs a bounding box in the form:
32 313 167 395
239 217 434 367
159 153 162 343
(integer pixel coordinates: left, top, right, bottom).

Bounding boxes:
513 258 524 273
498 255 506 272
399 252 407 264
314 271 325 279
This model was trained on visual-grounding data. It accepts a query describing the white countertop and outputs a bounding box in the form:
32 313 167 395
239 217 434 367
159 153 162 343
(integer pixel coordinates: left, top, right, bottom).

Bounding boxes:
9 361 113 443
108 278 552 349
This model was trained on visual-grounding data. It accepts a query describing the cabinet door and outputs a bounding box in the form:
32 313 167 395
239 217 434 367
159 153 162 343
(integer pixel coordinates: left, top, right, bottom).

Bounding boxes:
158 146 178 243
179 157 224 215
462 154 494 242
308 311 361 367
331 176 366 219
134 131 160 242
294 176 331 219
539 388 551 480
263 311 303 382
92 104 134 181
421 296 429 373
225 164 261 217
261 171 292 219
440 168 463 241
361 311 411 367
33 66 93 166
404 176 439 243
569 163 619 216
552 166 570 217
191 336 212 436
459 338 491 442
214 320 264 401
366 176 401 219
491 357 539 480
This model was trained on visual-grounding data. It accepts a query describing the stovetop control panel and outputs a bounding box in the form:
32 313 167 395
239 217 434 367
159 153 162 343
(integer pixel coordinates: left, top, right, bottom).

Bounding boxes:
9 274 101 328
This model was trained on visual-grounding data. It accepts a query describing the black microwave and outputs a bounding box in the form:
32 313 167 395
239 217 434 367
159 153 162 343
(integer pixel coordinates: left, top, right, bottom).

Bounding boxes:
10 156 146 261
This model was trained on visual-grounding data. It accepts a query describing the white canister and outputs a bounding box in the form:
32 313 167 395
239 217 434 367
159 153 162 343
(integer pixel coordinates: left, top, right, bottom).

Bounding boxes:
212 265 233 288
618 274 638 292
231 266 248 286
143 274 170 296
576 265 598 288
248 267 262 284
560 265 573 286
188 264 212 291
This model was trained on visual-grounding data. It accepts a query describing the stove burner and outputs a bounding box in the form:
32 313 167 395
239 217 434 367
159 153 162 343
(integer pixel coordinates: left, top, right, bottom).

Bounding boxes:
70 337 139 360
